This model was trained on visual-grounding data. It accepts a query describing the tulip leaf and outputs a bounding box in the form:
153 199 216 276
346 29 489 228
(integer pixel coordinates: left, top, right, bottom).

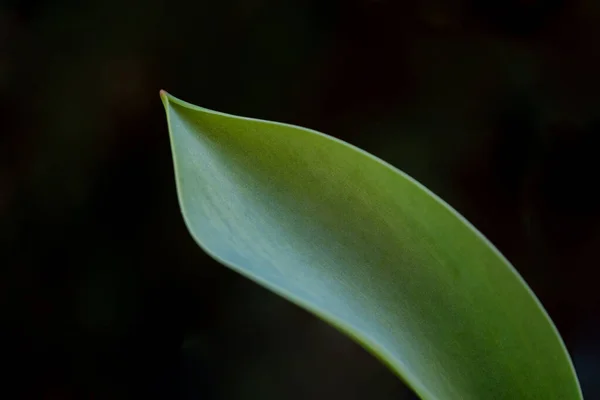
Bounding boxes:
160 90 582 400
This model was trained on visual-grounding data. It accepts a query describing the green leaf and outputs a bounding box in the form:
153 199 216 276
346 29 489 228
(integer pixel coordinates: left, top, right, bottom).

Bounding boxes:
160 90 582 400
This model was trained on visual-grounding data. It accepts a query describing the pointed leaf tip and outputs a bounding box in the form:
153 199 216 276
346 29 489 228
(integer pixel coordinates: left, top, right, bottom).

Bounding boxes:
159 90 170 109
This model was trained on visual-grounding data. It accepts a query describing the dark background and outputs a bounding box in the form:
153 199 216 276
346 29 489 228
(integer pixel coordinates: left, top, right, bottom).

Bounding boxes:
2 0 599 398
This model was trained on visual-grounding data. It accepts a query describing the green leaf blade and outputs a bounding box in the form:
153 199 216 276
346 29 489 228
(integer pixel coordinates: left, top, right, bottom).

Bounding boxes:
161 91 582 400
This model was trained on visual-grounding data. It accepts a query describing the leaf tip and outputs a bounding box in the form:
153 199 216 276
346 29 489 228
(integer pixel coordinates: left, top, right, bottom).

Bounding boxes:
159 89 170 110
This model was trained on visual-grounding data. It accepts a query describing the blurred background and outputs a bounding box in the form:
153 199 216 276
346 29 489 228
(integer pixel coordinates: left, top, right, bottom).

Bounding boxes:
1 0 599 398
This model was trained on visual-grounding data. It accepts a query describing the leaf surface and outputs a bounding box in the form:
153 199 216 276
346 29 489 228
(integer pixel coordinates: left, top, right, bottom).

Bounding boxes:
160 91 582 400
